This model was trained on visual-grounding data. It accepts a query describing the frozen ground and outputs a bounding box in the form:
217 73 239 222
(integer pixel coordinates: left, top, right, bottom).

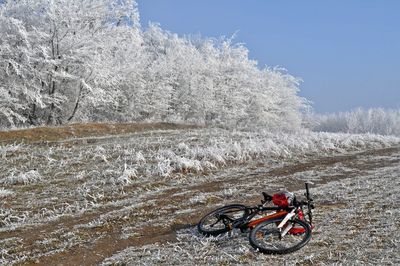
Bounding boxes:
0 126 399 265
102 157 400 265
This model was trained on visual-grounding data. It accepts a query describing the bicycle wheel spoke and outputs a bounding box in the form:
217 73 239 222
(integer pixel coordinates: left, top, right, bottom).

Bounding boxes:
198 204 247 236
249 218 311 254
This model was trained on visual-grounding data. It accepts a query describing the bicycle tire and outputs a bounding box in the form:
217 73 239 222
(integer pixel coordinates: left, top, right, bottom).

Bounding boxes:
249 218 311 254
197 204 247 236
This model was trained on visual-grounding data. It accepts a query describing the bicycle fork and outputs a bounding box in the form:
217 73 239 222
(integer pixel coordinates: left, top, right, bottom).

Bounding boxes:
277 209 296 238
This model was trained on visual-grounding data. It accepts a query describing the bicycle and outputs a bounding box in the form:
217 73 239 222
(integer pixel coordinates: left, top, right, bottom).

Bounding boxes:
197 182 315 254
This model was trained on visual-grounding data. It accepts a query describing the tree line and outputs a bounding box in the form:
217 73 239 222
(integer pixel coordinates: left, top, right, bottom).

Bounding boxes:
312 108 400 136
0 0 307 130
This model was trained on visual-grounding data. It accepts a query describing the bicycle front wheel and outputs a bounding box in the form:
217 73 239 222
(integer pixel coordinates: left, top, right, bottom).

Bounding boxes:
249 218 311 254
197 204 247 236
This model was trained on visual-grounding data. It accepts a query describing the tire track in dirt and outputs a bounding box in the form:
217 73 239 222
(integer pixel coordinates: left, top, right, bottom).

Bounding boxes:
18 145 400 266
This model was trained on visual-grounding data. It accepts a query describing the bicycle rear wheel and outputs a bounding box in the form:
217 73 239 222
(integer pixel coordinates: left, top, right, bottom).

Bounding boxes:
249 218 311 254
197 204 247 236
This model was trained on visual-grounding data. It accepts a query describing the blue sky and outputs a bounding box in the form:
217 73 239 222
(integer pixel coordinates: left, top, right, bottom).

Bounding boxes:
137 0 400 113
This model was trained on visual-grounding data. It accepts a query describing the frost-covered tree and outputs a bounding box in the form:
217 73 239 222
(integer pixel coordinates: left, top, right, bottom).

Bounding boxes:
132 27 307 129
1 0 308 131
312 108 400 136
0 0 140 127
0 15 44 127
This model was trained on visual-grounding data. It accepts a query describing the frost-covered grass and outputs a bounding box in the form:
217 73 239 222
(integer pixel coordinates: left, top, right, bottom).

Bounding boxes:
101 160 400 265
0 128 398 230
0 126 399 264
0 188 13 198
2 170 42 185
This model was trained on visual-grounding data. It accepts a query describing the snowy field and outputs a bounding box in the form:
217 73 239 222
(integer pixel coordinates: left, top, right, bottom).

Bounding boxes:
0 126 399 265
